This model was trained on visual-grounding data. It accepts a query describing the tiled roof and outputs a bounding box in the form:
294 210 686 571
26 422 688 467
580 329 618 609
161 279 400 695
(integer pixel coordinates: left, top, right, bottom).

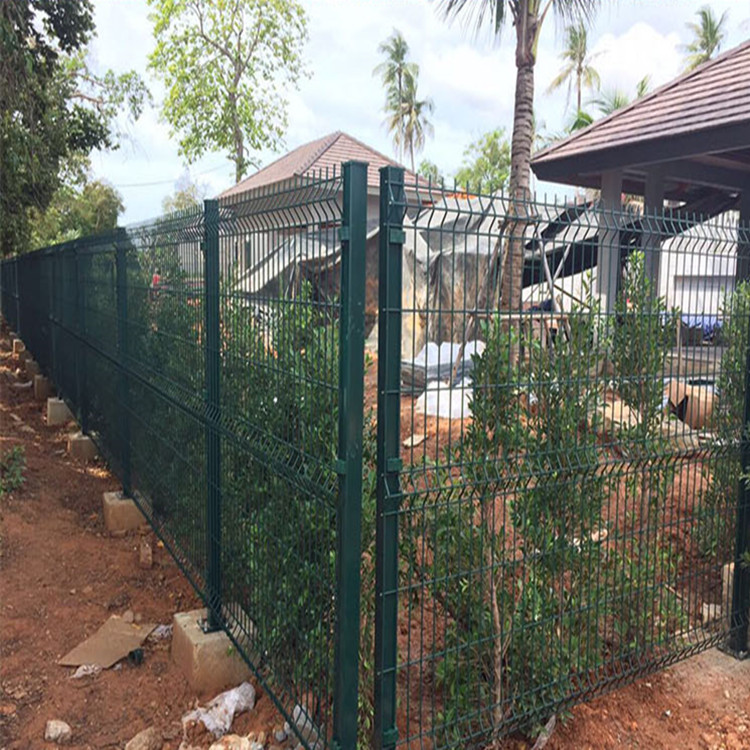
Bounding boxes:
220 131 421 196
532 39 750 170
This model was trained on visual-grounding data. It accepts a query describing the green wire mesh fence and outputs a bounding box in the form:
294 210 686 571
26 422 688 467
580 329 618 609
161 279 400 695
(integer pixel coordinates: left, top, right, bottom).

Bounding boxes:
373 169 750 749
0 163 369 750
1 163 748 750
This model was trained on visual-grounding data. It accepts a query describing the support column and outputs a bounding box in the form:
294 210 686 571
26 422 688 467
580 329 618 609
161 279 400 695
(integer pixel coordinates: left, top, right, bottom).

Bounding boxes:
729 186 750 656
643 167 665 295
597 169 623 317
203 199 222 632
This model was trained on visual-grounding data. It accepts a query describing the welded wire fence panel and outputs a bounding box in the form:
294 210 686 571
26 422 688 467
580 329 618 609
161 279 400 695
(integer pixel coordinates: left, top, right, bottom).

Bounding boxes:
216 172 347 745
0 166 368 750
375 172 749 749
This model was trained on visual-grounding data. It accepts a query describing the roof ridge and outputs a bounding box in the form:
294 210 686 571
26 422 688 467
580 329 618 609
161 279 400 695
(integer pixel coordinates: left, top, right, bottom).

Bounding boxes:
533 38 750 163
298 130 343 174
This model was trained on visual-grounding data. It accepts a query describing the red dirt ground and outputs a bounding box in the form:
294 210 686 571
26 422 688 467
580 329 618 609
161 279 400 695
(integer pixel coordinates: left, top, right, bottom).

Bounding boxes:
2 333 749 749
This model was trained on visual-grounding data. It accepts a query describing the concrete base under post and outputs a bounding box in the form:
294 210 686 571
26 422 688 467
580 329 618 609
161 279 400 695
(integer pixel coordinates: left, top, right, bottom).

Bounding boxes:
47 397 73 426
723 562 750 647
102 491 146 533
33 375 52 401
172 609 253 696
12 338 24 356
67 431 97 461
25 359 40 378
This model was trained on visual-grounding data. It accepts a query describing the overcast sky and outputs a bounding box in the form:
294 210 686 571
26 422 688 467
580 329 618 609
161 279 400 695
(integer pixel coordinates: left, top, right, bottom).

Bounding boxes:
87 0 747 223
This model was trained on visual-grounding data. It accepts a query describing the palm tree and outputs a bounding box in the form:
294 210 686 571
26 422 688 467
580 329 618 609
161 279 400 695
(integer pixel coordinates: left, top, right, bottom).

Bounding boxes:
683 6 728 71
373 30 418 163
590 75 650 116
438 0 598 321
395 76 434 172
546 22 600 112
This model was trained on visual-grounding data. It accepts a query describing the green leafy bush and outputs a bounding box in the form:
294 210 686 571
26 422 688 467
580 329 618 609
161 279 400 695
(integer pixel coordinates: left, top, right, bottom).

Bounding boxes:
0 445 26 496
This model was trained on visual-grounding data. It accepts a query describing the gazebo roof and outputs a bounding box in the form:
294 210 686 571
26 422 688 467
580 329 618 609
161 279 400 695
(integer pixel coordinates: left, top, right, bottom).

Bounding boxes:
531 39 750 201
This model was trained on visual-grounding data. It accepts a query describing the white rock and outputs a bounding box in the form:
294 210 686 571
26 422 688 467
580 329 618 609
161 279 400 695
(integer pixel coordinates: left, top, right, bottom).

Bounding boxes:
44 720 72 744
125 726 162 750
292 704 321 746
208 735 251 750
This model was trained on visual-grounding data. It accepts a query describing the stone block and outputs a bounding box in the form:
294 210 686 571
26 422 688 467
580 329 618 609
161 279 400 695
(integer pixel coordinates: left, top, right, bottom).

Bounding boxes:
102 491 146 533
11 338 24 356
722 562 750 644
47 397 73 426
172 609 252 696
33 374 52 401
67 431 97 461
25 359 40 377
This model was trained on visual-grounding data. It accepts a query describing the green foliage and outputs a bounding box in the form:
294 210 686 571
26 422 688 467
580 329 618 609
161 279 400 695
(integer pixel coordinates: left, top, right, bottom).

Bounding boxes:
546 22 600 112
408 260 689 742
417 159 444 184
682 5 728 71
148 0 308 183
375 30 434 171
0 0 147 256
162 172 207 214
699 282 750 557
0 445 26 497
605 251 684 652
455 129 511 193
29 172 123 248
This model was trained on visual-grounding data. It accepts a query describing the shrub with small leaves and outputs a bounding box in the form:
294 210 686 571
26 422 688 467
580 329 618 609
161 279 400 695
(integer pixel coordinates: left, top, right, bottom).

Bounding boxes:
0 445 26 497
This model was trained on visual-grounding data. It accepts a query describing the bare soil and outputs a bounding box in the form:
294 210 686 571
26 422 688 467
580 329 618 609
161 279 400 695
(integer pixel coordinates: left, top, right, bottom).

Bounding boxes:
1 334 749 750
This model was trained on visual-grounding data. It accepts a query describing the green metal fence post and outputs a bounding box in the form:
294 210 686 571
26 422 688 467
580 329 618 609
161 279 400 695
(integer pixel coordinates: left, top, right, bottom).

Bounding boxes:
204 198 223 632
116 231 132 496
332 161 368 750
74 241 90 434
729 215 750 656
14 256 21 339
374 165 405 750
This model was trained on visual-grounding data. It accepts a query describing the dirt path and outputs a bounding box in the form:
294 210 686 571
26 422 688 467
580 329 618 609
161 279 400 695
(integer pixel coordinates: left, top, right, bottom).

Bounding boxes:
1 332 749 750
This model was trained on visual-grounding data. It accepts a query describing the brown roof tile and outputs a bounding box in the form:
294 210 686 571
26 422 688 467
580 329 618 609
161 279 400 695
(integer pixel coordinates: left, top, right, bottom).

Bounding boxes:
220 131 420 196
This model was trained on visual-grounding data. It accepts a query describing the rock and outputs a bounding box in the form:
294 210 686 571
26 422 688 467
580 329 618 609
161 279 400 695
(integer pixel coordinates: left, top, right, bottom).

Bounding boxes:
292 704 320 746
140 539 153 569
208 736 251 750
273 726 287 742
44 719 72 744
125 727 163 750
123 609 135 624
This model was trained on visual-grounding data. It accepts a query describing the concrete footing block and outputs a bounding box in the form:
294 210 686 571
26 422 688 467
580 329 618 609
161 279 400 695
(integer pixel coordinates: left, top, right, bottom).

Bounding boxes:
33 374 52 401
11 338 25 355
47 397 73 426
67 431 97 461
172 609 252 695
102 491 146 533
722 562 750 644
25 359 40 377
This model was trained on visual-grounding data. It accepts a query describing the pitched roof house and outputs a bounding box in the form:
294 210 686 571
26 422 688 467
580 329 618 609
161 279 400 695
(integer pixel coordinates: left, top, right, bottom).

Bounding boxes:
220 130 421 198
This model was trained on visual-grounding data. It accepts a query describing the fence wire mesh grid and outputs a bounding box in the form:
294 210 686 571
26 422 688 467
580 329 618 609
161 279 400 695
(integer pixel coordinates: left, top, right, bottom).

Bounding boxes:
1 163 749 750
373 173 750 749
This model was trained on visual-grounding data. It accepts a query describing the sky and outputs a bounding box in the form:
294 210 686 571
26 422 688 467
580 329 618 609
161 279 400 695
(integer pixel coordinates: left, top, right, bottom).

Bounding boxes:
87 0 748 224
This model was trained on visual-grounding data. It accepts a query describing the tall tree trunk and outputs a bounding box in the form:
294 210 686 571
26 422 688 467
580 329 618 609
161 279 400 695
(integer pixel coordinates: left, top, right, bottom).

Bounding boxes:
500 29 536 323
576 71 582 113
410 140 415 173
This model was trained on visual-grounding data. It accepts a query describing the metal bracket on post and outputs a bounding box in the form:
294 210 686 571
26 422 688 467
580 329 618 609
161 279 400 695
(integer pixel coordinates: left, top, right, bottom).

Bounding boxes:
373 165 405 750
204 198 223 634
331 161 368 750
